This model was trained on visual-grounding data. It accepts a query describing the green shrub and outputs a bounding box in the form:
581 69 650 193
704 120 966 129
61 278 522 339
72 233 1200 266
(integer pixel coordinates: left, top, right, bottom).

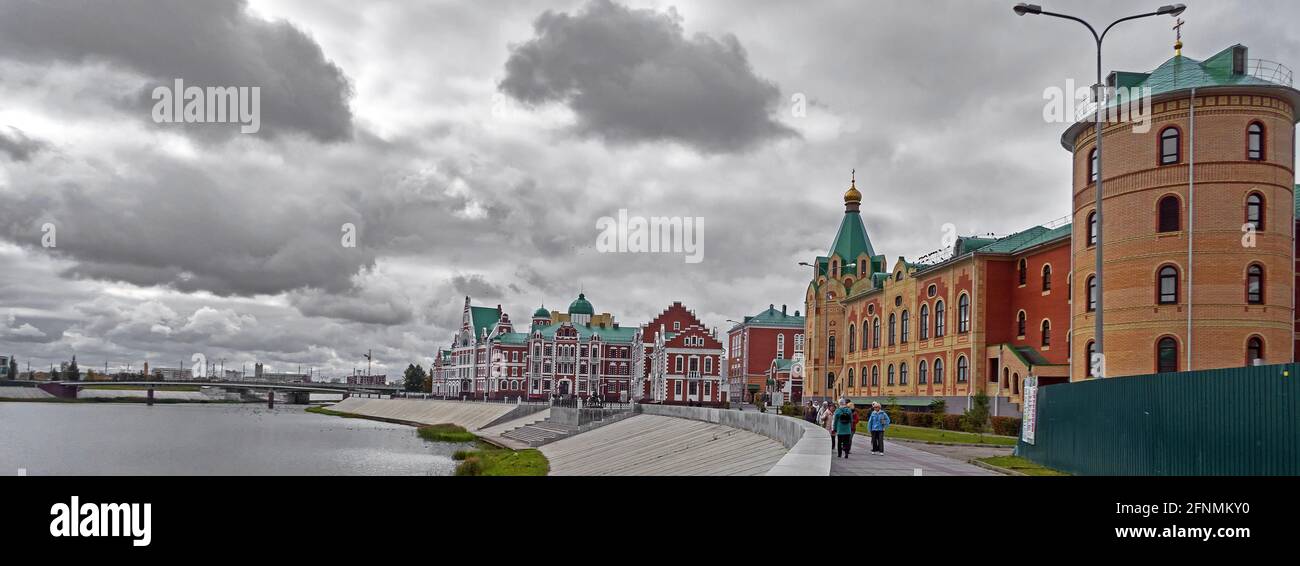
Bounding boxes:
961 390 991 433
418 423 476 443
455 456 484 476
942 413 963 431
452 450 473 461
991 416 1023 437
779 402 801 417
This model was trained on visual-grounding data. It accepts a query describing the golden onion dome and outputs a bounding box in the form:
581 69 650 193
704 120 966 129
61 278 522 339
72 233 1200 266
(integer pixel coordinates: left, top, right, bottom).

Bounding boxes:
844 170 861 204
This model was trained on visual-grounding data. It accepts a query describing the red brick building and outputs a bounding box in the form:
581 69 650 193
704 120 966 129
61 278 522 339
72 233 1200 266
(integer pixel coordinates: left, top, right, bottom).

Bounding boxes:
726 304 804 403
640 302 726 406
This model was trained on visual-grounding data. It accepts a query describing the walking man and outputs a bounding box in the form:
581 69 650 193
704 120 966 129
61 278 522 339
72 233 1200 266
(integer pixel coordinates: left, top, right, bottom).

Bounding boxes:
868 401 891 455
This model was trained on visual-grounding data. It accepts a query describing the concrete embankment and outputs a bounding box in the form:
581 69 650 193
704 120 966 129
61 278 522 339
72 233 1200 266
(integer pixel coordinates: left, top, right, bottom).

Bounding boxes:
541 413 789 475
635 405 832 476
326 398 534 431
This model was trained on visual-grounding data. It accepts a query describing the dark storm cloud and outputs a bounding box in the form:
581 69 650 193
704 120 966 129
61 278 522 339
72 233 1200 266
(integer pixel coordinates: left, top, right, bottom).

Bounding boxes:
500 0 795 153
451 274 506 299
0 127 46 161
0 0 353 141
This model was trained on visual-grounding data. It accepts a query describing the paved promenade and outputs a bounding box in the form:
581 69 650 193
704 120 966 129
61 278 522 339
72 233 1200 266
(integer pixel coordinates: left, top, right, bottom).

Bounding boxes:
829 434 1003 476
327 398 521 430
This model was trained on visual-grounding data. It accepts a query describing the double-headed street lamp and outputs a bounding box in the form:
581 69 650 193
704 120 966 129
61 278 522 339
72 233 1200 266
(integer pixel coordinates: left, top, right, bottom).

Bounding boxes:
1013 3 1185 377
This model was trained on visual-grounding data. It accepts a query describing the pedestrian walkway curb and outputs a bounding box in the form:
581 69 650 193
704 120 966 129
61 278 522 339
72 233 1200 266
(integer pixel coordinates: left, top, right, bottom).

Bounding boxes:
968 459 1024 476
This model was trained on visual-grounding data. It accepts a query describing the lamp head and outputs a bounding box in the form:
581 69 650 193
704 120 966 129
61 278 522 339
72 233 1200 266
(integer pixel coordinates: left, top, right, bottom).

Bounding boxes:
1157 4 1186 16
1013 3 1043 16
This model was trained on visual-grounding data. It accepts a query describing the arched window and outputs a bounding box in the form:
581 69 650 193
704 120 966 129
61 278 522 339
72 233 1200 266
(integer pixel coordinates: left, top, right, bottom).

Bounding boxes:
1086 275 1097 312
1042 264 1052 291
1088 147 1098 183
888 313 896 346
1158 195 1181 232
847 324 856 353
918 360 928 384
1157 337 1178 373
900 310 910 343
887 364 895 385
956 356 968 383
1018 259 1028 285
958 294 970 333
934 300 945 337
1246 336 1264 366
934 358 944 384
899 362 909 385
1086 340 1098 377
1159 126 1181 165
871 365 879 386
1016 311 1027 338
1013 373 1020 394
827 336 836 360
1087 211 1097 246
1247 122 1264 161
1246 193 1264 231
847 368 855 388
1041 320 1051 347
872 317 881 348
1247 264 1264 304
919 304 930 340
1158 265 1179 304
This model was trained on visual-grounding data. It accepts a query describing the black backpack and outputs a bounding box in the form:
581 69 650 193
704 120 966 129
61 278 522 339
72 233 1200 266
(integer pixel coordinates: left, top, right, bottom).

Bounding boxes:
837 410 851 425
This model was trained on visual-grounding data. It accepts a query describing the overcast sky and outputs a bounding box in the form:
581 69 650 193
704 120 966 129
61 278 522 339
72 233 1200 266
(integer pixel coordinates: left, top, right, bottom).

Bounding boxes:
1 0 1297 377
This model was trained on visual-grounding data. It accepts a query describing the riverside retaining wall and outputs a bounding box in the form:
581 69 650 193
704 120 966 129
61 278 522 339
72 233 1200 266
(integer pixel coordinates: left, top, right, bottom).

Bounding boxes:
635 404 831 476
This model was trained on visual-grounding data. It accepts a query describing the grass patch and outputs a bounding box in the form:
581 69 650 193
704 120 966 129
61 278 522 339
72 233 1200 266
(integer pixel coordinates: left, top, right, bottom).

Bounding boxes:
454 446 548 476
305 406 367 418
978 455 1070 476
859 423 1018 446
416 423 477 443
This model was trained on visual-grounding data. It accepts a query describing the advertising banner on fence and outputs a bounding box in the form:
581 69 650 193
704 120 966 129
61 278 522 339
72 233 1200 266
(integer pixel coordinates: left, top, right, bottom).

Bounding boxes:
1020 376 1038 445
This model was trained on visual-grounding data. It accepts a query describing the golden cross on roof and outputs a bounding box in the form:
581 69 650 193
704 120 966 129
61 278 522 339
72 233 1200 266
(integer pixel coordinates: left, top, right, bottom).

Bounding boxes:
1173 18 1185 55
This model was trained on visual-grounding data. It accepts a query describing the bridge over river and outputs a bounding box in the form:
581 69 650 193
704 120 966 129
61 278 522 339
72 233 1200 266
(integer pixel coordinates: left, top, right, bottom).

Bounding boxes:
8 379 399 406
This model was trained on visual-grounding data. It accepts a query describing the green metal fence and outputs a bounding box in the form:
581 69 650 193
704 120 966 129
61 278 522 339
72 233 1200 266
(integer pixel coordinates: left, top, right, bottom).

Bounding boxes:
1017 363 1300 475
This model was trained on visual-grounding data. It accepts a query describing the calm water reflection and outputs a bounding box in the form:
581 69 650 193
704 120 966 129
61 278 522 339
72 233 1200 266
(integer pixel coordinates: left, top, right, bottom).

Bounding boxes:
0 402 463 476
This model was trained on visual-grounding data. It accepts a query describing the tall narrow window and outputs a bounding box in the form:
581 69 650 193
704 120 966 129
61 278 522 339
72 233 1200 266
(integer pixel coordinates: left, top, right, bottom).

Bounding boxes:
1018 259 1028 285
958 294 970 333
934 358 944 384
871 365 879 386
1246 336 1264 366
934 300 945 337
1158 266 1179 304
1159 127 1181 165
861 322 869 350
1246 193 1264 231
900 310 910 343
847 324 856 353
899 362 908 385
1086 275 1097 312
888 313 896 346
1016 311 1027 338
1088 147 1098 183
1086 341 1097 377
1247 122 1264 161
1087 210 1098 246
847 368 855 388
1158 196 1181 232
872 317 881 348
1042 265 1052 291
918 360 928 384
1247 264 1264 304
919 304 930 340
827 336 836 360
1157 337 1178 373
1041 320 1051 347
887 364 895 385
956 356 968 383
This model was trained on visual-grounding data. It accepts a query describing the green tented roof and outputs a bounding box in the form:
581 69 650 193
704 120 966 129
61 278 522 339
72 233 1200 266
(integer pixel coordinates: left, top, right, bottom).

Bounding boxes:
469 306 500 341
827 209 876 267
742 305 805 328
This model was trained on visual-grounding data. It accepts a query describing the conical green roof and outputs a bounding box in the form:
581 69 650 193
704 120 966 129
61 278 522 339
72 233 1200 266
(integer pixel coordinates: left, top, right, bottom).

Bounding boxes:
828 210 875 268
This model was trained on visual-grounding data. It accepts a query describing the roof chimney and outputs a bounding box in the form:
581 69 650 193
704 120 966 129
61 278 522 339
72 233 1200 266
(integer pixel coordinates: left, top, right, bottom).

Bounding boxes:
769 303 774 311
795 310 801 317
782 304 787 315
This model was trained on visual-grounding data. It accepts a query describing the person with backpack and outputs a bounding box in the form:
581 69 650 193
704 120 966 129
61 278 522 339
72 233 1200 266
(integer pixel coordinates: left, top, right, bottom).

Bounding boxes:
819 401 836 451
868 401 891 455
833 398 855 458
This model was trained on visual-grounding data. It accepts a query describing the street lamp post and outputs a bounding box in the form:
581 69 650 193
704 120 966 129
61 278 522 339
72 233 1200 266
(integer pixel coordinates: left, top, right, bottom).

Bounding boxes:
1013 3 1185 377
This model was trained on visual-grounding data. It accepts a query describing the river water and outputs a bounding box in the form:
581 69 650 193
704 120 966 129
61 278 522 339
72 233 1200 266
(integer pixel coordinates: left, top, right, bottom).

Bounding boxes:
0 402 464 475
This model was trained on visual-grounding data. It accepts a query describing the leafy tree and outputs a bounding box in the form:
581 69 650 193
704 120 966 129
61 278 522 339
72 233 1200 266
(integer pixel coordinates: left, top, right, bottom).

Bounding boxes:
7 357 15 380
66 356 80 382
962 390 991 434
929 398 947 429
403 363 427 392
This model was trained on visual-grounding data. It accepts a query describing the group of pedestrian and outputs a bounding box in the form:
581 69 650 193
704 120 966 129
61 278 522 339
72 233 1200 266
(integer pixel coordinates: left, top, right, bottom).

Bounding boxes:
802 398 891 458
